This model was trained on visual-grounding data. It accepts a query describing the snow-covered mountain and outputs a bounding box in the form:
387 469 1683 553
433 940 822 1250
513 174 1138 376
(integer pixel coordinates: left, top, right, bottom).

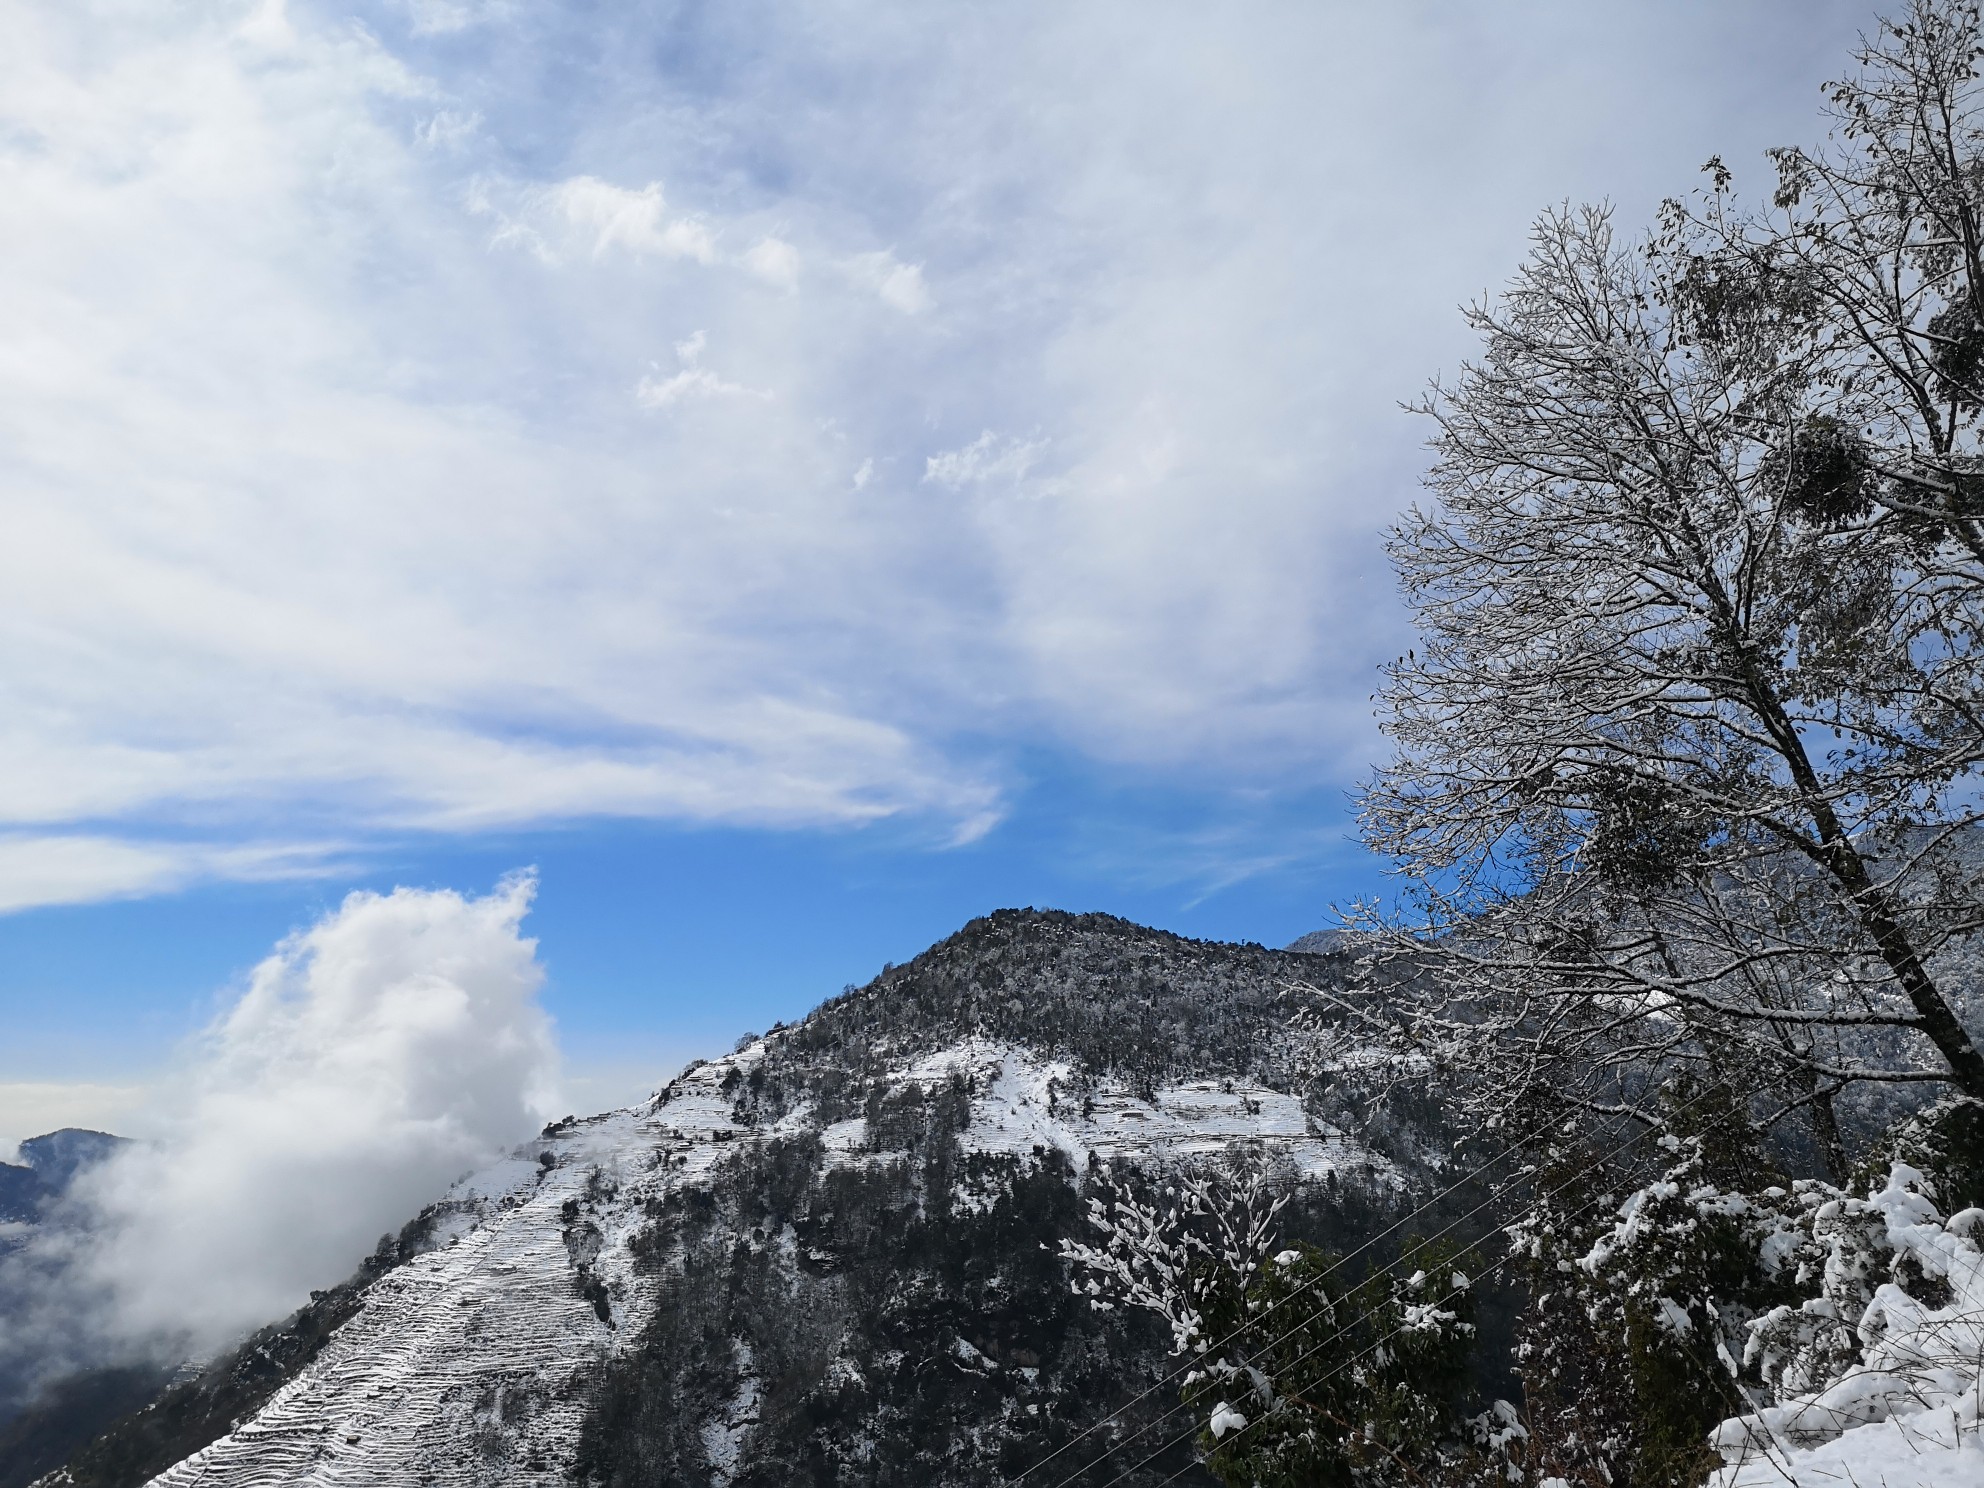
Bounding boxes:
32 910 1440 1488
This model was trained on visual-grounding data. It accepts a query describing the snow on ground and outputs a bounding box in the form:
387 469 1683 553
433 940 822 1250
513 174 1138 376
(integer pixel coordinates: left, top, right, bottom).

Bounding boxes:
700 1342 761 1481
1713 1412 1984 1487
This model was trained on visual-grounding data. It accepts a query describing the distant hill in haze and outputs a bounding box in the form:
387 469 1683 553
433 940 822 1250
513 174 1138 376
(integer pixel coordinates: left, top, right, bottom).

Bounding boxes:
1284 928 1350 956
0 1129 155 1488
0 1129 127 1231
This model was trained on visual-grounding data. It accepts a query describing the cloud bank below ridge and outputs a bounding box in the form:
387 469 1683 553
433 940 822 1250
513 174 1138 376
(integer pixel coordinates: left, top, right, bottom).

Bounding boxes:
3 878 557 1385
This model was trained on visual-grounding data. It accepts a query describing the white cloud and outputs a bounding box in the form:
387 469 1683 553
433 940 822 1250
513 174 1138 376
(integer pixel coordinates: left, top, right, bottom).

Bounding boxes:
636 366 770 408
65 877 557 1356
547 175 716 263
471 175 718 264
0 0 1872 905
404 0 514 37
414 107 480 152
0 1 1000 893
924 431 1047 491
846 250 930 314
743 235 800 291
237 0 299 50
0 836 346 913
637 328 770 408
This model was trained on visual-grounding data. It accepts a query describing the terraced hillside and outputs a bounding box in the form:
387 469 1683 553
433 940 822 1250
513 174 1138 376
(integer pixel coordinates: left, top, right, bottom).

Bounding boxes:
36 910 1457 1488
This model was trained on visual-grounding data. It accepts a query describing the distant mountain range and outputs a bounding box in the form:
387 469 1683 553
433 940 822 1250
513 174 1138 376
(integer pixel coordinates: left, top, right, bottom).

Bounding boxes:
13 911 1471 1488
0 1131 127 1230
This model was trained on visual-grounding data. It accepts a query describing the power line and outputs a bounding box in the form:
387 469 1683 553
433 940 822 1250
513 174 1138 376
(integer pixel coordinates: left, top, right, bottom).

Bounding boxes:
1034 1082 1718 1488
1020 1088 1671 1485
1011 1091 1591 1484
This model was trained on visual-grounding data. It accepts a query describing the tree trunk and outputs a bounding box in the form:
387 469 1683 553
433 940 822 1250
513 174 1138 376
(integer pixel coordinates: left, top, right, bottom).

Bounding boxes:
1722 621 1984 1101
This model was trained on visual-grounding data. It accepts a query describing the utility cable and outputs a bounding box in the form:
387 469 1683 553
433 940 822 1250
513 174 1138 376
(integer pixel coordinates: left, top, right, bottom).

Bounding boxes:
1033 1082 1714 1488
1015 1078 1678 1484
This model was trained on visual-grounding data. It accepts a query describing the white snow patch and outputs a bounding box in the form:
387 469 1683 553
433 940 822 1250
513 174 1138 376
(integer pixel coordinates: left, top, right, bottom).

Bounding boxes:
877 1039 1378 1182
701 1345 760 1485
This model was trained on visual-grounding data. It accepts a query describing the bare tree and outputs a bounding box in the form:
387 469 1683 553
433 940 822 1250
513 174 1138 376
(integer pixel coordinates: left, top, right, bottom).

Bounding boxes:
1354 168 1984 1139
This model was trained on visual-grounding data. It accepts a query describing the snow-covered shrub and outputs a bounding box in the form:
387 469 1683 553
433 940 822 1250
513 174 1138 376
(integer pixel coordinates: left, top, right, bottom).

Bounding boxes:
1518 1096 1984 1488
1883 1094 1984 1218
1708 1161 1984 1486
1061 1153 1498 1487
1509 1087 1811 1488
1058 1152 1290 1359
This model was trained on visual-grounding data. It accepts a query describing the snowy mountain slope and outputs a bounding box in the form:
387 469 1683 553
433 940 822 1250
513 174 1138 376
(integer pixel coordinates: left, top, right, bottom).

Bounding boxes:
56 1046 1372 1485
136 1110 651 1487
42 911 1436 1488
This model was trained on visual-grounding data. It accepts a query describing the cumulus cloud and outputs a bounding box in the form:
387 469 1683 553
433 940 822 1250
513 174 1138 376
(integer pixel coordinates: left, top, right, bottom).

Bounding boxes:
28 878 557 1364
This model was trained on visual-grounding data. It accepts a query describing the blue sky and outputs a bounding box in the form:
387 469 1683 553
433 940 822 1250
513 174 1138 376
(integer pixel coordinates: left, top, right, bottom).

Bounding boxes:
0 0 1877 1143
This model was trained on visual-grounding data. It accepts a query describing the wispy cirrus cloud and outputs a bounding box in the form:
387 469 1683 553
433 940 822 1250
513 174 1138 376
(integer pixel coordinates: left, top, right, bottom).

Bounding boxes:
481 175 717 264
0 0 1870 909
0 837 351 914
924 431 1048 491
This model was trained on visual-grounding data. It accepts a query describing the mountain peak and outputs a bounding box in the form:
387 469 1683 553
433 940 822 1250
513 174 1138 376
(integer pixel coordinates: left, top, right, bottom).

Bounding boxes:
17 1130 128 1194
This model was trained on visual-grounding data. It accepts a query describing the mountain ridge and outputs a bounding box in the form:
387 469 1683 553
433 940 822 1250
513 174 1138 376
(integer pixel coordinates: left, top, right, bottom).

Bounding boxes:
25 908 1441 1488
